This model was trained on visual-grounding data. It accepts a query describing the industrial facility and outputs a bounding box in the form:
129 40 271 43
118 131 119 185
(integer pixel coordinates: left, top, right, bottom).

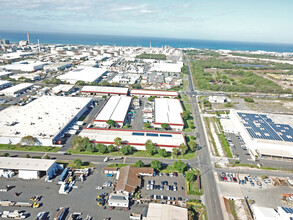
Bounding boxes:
81 85 129 96
221 110 293 159
0 96 93 146
79 128 186 151
130 89 178 98
0 83 33 96
94 96 132 127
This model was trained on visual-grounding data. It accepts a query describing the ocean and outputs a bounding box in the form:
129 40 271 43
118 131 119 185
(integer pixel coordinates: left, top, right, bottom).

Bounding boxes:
1 31 293 53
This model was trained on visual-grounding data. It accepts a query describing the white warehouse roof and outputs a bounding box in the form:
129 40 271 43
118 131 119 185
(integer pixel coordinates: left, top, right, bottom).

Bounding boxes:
52 84 74 94
146 203 188 220
3 60 47 72
154 98 184 126
81 86 129 95
0 80 12 87
57 67 107 84
80 128 186 148
0 83 33 96
150 62 183 73
94 96 132 123
0 157 56 171
0 96 92 145
130 89 178 97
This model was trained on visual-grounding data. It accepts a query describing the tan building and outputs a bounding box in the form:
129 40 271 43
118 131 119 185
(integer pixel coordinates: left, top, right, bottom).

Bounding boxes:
146 203 188 220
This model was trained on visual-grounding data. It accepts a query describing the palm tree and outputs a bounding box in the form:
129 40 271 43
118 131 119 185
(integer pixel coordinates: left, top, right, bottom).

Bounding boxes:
114 137 122 153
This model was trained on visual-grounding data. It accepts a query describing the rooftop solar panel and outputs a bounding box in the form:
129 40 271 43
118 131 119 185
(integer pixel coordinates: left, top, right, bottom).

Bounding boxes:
146 133 159 137
132 132 144 136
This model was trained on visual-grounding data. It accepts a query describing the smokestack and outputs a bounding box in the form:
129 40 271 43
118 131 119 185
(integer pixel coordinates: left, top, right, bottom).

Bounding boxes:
27 33 30 44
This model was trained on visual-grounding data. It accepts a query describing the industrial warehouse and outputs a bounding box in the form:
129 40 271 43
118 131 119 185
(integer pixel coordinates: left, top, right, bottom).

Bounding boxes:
0 157 60 180
94 96 132 127
81 85 129 96
130 89 178 98
0 96 93 146
221 110 293 159
57 66 107 84
153 98 184 131
79 128 186 151
0 83 33 96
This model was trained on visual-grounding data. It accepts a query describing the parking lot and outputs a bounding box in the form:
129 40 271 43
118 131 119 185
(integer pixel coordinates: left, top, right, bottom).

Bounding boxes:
141 172 188 202
226 133 252 162
0 164 146 220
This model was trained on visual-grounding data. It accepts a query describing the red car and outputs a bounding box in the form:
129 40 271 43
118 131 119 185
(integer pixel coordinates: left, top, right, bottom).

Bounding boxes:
174 172 178 177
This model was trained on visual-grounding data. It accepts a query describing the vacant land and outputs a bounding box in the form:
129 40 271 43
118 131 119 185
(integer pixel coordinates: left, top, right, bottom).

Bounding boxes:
136 53 166 60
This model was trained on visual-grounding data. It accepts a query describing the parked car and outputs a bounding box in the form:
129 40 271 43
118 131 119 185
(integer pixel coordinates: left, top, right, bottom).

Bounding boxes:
106 174 113 177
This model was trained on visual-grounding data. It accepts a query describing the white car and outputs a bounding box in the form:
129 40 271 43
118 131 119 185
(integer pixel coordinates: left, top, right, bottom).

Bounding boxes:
95 186 103 190
147 184 150 190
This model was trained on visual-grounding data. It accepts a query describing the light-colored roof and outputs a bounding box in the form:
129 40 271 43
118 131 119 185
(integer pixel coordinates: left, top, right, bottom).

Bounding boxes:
57 67 107 83
0 83 33 95
154 98 184 126
0 80 11 87
0 157 56 171
130 89 178 97
252 206 280 220
95 96 132 123
81 86 128 95
146 203 188 220
52 84 74 94
0 96 92 142
150 62 183 73
79 128 185 148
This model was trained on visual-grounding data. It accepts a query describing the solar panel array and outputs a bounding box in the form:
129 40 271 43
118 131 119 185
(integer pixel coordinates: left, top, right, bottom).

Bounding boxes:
237 112 293 142
132 132 173 138
282 207 293 214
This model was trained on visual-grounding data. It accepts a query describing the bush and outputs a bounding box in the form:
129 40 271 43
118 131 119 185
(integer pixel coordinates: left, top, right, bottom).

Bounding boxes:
158 148 168 157
107 145 116 152
120 145 133 155
134 160 145 168
244 97 254 103
173 160 188 173
145 140 158 156
97 144 108 154
151 160 163 171
2 152 9 157
25 154 30 158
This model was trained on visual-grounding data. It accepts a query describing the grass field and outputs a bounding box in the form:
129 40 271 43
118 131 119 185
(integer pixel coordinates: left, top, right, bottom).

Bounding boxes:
0 144 60 152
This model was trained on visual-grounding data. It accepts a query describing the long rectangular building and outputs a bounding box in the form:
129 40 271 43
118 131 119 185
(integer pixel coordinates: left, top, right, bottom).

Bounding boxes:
154 98 184 131
94 96 132 127
130 89 178 98
81 86 129 96
0 96 93 146
79 128 186 151
0 83 33 96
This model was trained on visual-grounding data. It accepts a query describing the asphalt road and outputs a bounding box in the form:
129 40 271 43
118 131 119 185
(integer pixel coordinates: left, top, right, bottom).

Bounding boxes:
184 54 224 220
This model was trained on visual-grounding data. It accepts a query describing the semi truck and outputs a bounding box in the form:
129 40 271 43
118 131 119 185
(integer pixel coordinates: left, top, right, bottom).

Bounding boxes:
0 201 39 208
54 207 68 220
1 210 26 219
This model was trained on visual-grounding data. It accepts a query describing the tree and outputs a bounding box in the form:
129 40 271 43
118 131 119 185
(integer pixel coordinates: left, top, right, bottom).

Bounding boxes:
151 160 163 171
120 145 133 155
107 145 116 152
186 171 196 182
173 160 188 173
172 148 180 157
25 154 30 158
244 97 254 103
97 144 108 154
72 136 83 150
86 143 96 153
188 140 197 152
144 122 150 129
114 137 122 152
75 80 86 85
145 140 157 156
158 148 168 157
182 111 190 120
100 80 110 86
161 123 169 130
179 143 189 155
20 136 37 146
44 155 50 159
106 119 117 127
123 123 131 128
134 160 145 168
2 153 9 157
74 159 83 168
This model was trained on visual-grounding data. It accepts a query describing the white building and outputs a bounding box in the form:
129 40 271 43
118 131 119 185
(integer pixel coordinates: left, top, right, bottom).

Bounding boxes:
57 67 107 84
108 192 129 208
0 83 33 96
0 157 60 180
209 96 230 103
0 80 12 90
150 61 183 73
130 89 178 98
94 96 132 127
81 86 128 96
3 60 47 72
10 73 41 81
52 84 74 94
153 98 184 131
146 203 188 220
223 110 293 160
43 62 72 71
79 128 186 152
0 96 93 146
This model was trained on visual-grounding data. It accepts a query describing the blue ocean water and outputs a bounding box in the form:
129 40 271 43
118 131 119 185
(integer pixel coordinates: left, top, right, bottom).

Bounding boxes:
1 31 293 53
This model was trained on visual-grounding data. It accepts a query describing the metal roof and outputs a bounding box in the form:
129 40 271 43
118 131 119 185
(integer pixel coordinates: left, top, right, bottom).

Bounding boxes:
0 157 56 171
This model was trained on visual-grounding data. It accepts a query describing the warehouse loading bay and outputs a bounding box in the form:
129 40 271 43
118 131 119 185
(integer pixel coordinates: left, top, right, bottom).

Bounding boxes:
0 164 146 220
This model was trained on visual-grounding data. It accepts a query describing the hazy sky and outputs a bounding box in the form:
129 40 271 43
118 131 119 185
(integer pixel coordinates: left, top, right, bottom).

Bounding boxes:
0 0 292 44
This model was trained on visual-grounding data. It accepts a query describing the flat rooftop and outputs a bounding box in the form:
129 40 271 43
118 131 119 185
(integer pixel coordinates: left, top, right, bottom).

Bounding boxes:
146 203 188 220
52 84 74 94
81 86 128 95
57 67 107 83
79 128 185 148
0 80 11 87
154 98 184 126
150 62 183 73
0 96 92 141
95 96 132 123
130 89 178 97
0 83 33 95
0 157 56 171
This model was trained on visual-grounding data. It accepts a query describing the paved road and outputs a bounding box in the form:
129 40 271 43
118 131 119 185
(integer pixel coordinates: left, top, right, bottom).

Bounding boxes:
184 54 224 220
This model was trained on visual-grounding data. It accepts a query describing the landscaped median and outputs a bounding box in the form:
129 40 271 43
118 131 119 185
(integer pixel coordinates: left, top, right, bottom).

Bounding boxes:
187 199 207 220
186 169 204 196
0 144 60 152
